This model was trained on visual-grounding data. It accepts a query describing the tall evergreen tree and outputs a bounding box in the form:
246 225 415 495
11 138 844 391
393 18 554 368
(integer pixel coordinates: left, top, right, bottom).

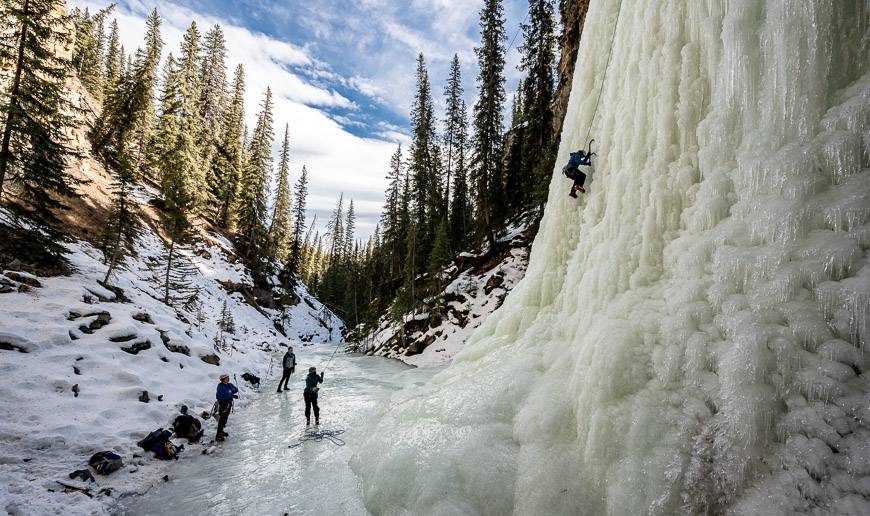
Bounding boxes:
343 200 356 261
407 53 437 273
504 84 527 212
212 63 245 227
325 193 344 267
519 0 557 207
449 100 472 251
152 55 197 304
102 19 122 103
129 9 162 180
269 124 293 260
72 6 112 97
99 155 139 285
176 22 208 209
471 0 507 244
442 54 464 212
381 145 405 279
235 87 274 271
198 24 228 135
0 0 80 235
286 165 308 275
93 8 162 182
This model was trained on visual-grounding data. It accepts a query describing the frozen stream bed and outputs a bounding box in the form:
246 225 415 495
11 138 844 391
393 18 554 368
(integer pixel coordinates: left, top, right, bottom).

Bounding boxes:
116 344 437 516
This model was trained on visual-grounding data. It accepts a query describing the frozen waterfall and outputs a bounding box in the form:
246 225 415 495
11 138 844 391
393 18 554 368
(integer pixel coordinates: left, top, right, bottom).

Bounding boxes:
353 1 870 514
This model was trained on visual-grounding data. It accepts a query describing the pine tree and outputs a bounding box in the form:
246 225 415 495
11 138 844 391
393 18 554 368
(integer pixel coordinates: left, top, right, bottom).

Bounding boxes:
286 165 308 275
102 20 122 104
381 145 405 279
153 55 197 304
235 87 274 272
343 200 356 261
407 53 437 270
442 54 464 212
471 0 507 244
198 24 227 136
269 124 293 260
504 84 527 212
218 299 236 334
176 22 208 210
212 64 245 227
128 9 162 180
93 8 162 183
325 193 344 267
0 0 80 238
428 219 450 275
519 0 557 207
99 150 140 285
449 100 472 251
72 7 111 97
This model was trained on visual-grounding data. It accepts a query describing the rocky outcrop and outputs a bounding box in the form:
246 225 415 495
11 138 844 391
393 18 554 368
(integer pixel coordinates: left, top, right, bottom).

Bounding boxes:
349 222 531 366
552 0 591 142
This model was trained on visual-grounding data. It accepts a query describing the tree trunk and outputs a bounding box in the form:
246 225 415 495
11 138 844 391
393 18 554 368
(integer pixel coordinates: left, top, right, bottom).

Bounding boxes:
0 0 31 198
164 239 175 304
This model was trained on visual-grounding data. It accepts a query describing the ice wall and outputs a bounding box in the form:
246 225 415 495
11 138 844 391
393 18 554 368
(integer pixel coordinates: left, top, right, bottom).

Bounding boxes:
353 1 870 514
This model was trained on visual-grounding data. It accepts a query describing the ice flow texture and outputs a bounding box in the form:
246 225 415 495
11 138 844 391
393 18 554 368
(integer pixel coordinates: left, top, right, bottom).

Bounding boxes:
353 1 870 514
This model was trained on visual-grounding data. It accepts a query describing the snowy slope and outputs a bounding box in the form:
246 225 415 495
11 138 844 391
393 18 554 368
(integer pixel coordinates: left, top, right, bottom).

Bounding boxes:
353 226 528 367
354 2 870 515
0 208 341 515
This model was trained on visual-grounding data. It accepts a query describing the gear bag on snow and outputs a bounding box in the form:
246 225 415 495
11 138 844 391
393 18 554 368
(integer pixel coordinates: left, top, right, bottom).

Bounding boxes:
88 451 123 475
172 414 203 442
137 428 183 460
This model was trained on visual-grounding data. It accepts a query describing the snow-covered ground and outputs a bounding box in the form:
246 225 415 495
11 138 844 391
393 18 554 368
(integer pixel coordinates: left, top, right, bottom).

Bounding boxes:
0 212 341 515
353 226 529 367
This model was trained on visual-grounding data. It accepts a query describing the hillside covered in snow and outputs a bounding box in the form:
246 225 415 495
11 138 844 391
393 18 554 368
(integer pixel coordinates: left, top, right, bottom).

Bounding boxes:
0 203 341 514
348 222 530 367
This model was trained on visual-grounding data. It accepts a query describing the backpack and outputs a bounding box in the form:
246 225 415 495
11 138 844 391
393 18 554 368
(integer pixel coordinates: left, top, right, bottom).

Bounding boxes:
88 451 123 475
172 414 203 443
154 441 182 460
137 428 172 451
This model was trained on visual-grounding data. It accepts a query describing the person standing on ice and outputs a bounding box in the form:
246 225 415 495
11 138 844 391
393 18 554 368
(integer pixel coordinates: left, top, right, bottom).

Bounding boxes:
276 346 297 392
303 367 324 426
215 373 238 441
562 149 594 197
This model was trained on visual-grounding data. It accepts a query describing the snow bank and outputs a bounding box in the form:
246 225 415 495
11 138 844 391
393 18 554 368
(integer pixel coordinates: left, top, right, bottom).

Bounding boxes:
355 2 870 514
0 218 340 515
358 239 528 367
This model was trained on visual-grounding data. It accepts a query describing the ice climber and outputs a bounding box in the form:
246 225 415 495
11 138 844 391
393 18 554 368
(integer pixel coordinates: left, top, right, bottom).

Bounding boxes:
303 366 324 426
276 346 297 392
215 373 239 441
563 148 594 198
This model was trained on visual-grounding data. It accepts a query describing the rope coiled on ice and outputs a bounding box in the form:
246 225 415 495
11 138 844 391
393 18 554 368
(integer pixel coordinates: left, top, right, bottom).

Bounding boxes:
287 428 346 448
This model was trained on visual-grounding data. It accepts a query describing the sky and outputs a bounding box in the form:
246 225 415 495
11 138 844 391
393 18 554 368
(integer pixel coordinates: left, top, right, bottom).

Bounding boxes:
72 0 529 240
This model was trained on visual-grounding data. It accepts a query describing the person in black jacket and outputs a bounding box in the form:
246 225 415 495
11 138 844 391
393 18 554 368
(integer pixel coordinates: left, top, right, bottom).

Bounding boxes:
171 405 203 442
276 346 297 392
303 367 324 426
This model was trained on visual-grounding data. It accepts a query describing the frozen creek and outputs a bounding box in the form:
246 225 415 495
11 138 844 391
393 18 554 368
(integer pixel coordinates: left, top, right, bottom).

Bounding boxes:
116 345 437 516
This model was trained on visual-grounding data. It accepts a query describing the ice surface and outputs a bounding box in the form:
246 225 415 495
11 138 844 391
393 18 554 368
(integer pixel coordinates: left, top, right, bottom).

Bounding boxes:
116 345 435 516
354 1 870 514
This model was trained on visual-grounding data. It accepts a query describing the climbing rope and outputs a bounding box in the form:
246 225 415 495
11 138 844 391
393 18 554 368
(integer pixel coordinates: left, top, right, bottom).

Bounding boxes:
287 428 346 448
322 341 342 373
583 0 626 146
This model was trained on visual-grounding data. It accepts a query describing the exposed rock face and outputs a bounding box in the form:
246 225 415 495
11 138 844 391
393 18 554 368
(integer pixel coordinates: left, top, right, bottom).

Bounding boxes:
552 0 591 142
349 223 531 367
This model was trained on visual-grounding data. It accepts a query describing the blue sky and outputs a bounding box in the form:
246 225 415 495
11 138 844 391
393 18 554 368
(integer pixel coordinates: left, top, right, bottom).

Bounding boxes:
74 0 530 239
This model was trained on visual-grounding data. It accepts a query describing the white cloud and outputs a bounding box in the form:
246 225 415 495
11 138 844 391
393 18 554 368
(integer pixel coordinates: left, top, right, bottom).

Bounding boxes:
73 0 400 240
